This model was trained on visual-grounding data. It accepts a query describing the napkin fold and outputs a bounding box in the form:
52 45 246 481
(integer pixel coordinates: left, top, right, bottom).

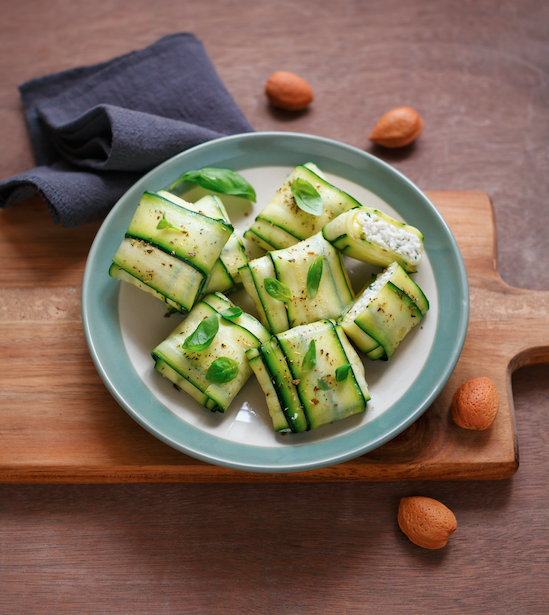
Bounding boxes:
0 33 253 227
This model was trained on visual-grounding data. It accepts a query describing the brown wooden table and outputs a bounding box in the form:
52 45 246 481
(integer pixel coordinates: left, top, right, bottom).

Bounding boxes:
1 1 548 612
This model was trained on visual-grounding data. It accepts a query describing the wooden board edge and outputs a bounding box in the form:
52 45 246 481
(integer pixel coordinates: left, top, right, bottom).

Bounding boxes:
0 458 519 484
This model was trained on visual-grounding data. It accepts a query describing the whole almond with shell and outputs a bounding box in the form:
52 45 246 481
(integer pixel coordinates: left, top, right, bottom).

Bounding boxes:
369 106 424 148
265 71 314 111
451 376 499 430
398 496 457 549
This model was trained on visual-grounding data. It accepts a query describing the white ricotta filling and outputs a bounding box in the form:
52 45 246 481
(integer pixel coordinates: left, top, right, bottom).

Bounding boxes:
347 262 398 320
357 210 422 263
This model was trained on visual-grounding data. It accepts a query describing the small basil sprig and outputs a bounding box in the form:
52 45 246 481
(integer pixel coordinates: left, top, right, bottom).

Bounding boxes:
182 315 219 352
302 340 316 372
169 167 256 202
307 256 323 299
290 178 323 216
156 212 182 231
336 364 352 382
220 306 243 320
264 278 292 303
206 357 239 383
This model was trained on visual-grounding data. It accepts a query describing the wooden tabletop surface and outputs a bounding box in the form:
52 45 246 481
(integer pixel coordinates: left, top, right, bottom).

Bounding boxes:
1 0 548 613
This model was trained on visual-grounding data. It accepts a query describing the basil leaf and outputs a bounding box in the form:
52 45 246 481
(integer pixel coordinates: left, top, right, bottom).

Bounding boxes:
264 278 292 303
206 357 239 383
170 167 256 202
336 364 352 382
182 314 219 352
290 178 323 216
318 378 330 391
302 340 316 372
307 256 323 299
220 306 243 320
156 212 181 231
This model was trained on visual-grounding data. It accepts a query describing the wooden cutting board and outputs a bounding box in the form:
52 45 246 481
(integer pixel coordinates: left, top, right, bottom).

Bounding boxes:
1 191 547 483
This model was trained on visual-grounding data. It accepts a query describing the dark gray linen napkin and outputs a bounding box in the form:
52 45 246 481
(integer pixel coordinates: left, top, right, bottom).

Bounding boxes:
0 33 253 227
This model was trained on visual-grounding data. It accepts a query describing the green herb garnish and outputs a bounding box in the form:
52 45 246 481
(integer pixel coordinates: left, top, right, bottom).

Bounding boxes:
336 364 352 382
182 314 219 352
290 178 323 216
318 378 330 391
264 278 292 303
169 167 256 202
302 340 316 372
307 256 323 299
156 212 182 231
206 357 239 383
220 306 243 320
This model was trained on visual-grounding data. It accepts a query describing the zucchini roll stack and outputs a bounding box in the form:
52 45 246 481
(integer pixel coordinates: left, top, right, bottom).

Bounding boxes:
158 190 247 295
152 292 270 413
246 319 370 433
109 192 233 313
239 232 354 334
322 206 424 272
243 163 362 251
339 262 428 360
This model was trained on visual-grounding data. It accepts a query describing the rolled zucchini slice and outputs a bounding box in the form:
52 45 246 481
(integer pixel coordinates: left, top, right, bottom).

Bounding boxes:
158 190 247 294
239 232 354 334
322 206 424 272
152 292 270 413
109 192 233 312
339 262 427 360
243 163 362 251
246 319 370 433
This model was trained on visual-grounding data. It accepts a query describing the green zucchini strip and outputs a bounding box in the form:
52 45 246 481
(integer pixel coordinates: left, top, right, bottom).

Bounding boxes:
108 262 183 312
245 347 291 432
111 237 205 312
339 262 427 359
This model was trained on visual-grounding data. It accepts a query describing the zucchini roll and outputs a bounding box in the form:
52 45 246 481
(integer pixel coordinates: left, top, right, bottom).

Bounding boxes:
243 163 362 251
339 262 428 360
322 206 424 272
109 192 233 313
152 292 270 413
246 319 370 433
239 232 354 335
158 190 247 294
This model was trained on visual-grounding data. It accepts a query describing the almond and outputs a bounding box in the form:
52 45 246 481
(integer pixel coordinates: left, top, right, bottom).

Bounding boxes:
398 496 457 550
265 71 314 111
451 376 499 430
369 106 424 148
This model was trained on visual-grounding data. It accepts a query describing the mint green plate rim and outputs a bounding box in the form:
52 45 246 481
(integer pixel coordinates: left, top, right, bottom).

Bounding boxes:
82 131 469 474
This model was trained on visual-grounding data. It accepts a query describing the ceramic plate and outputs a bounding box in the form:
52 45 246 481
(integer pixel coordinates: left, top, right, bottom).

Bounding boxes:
82 132 469 473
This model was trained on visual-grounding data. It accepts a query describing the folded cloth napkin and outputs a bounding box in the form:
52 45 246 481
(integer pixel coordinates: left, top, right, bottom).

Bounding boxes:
0 33 253 227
